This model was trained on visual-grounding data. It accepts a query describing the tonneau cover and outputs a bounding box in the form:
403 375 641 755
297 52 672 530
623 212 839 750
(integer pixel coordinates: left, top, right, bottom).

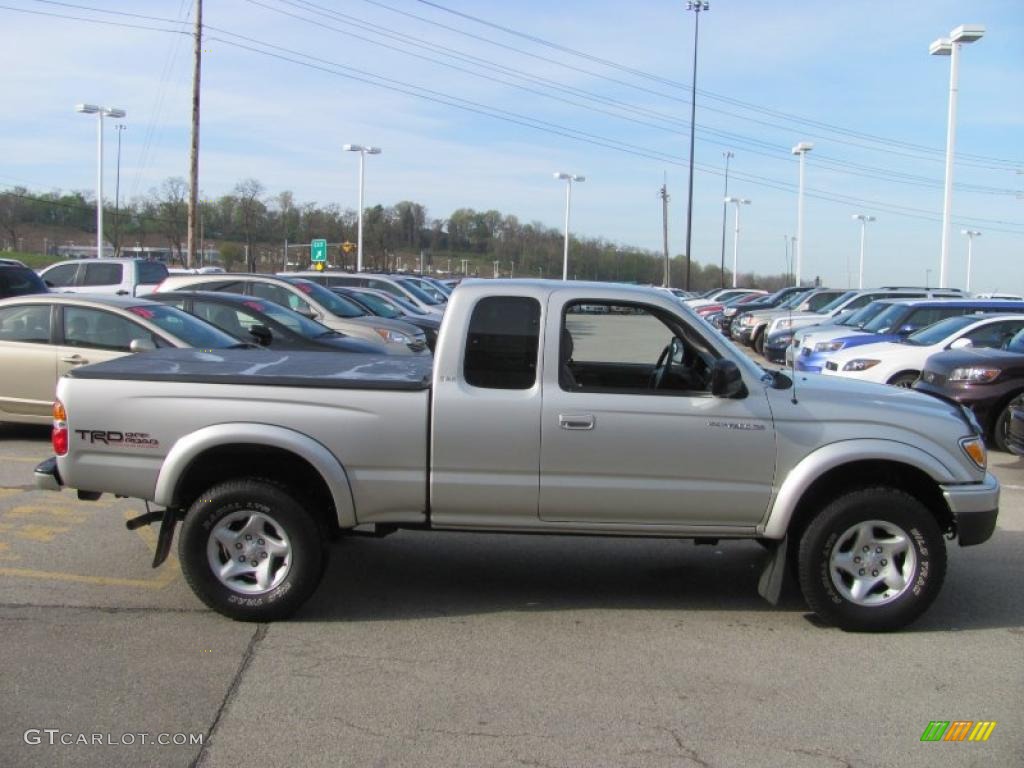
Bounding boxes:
66 348 432 391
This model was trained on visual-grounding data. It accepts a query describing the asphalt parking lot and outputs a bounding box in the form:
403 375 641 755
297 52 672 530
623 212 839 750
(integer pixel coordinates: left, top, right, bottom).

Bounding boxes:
2 411 1023 767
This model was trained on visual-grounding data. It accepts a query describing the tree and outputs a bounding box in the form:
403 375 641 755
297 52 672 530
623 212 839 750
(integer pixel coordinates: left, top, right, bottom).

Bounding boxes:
151 177 188 264
0 186 28 249
219 242 243 272
234 178 266 270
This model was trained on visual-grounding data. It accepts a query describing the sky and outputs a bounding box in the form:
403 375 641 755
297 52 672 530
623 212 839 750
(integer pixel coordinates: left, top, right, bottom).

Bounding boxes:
2 0 1022 291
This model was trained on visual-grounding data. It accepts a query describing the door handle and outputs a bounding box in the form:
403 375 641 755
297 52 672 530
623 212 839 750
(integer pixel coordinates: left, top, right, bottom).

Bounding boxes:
116 289 131 295
61 355 87 365
559 414 595 430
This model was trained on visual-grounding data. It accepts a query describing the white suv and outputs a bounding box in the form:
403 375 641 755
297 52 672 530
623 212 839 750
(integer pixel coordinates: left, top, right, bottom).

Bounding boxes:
39 258 168 297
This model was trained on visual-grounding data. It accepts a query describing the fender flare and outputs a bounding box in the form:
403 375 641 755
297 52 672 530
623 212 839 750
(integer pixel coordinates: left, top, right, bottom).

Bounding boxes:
760 438 955 539
153 423 357 527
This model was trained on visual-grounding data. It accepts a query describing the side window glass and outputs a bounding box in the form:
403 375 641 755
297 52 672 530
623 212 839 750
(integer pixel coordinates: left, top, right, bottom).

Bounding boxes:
63 307 152 352
464 296 540 390
137 261 168 284
82 263 123 286
0 305 51 343
42 264 79 287
369 279 403 298
250 282 291 308
964 320 1024 349
561 302 709 394
193 301 250 337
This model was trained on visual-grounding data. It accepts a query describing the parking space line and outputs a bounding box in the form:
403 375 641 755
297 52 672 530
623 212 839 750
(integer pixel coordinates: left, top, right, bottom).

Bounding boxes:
0 566 176 589
0 454 44 463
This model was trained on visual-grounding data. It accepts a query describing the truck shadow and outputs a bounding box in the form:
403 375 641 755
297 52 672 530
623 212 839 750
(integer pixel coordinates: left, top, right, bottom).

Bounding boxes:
297 529 1024 632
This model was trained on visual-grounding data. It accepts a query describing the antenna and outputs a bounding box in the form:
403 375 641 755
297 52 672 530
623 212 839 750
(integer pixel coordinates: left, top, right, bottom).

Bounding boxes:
789 286 799 404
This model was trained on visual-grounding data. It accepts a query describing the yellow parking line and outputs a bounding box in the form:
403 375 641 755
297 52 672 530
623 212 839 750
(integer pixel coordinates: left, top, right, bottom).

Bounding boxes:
0 566 177 589
0 455 43 463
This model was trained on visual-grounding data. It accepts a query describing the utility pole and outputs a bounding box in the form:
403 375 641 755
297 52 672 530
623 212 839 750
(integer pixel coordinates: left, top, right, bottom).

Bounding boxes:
719 151 733 288
186 0 203 269
660 179 670 287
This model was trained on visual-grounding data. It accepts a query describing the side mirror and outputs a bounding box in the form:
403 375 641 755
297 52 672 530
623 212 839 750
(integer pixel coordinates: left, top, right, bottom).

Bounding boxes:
710 359 747 399
249 324 273 346
949 337 973 350
896 325 916 337
129 338 156 353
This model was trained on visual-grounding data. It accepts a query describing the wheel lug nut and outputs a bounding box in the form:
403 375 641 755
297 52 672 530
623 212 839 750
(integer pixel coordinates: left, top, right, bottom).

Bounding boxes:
235 543 242 549
245 535 252 541
863 546 869 552
859 569 866 575
261 551 268 559
238 555 246 562
875 547 882 554
880 559 887 566
872 570 879 577
251 559 258 567
854 556 861 563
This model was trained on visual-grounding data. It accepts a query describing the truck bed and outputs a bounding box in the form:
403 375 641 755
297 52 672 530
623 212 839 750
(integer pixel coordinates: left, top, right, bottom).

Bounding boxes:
67 348 433 391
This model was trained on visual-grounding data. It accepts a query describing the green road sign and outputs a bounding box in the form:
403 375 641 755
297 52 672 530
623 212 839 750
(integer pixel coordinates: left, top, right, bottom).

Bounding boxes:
311 238 327 262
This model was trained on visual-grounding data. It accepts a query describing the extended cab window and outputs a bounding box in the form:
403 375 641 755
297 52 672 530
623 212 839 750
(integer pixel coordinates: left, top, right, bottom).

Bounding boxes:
42 263 79 287
561 301 715 395
137 261 168 284
81 263 123 286
463 296 540 389
0 305 51 343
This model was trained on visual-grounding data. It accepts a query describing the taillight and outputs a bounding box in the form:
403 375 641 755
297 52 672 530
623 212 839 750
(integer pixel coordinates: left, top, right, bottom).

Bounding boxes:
52 400 68 456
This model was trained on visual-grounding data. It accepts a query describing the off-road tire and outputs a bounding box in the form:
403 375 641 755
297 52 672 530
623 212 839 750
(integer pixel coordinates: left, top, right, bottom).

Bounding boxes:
179 478 324 621
797 487 946 632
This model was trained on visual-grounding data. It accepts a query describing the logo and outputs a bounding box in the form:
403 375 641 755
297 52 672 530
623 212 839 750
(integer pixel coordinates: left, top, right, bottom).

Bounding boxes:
73 430 160 448
707 420 766 431
920 721 996 742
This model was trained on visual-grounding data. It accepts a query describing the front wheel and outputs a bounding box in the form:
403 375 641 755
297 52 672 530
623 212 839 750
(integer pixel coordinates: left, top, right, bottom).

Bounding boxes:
887 372 919 388
797 488 946 632
992 396 1023 452
178 479 324 621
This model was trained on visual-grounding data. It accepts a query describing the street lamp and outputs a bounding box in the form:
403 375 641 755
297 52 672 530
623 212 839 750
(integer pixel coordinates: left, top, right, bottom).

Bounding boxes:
553 172 585 280
930 24 985 288
961 229 981 292
76 103 126 259
724 197 750 288
343 144 382 272
682 1 710 291
851 214 876 289
719 150 734 289
791 142 813 287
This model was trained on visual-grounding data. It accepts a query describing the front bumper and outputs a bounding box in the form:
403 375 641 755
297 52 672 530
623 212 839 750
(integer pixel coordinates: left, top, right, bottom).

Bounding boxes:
942 472 1000 546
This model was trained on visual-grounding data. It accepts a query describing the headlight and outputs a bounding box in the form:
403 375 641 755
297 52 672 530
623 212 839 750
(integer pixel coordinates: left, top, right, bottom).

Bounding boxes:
375 328 412 344
772 333 793 345
949 367 1001 383
739 316 753 326
842 359 880 372
776 319 793 330
960 436 987 470
814 341 845 352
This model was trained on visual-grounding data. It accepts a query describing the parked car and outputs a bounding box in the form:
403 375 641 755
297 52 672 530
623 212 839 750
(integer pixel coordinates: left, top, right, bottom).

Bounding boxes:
914 327 1024 451
288 271 446 317
821 314 1024 387
38 258 169 297
734 289 844 353
39 281 999 632
0 257 28 267
148 291 388 354
796 299 1024 373
767 299 900 365
685 288 766 311
329 286 441 352
720 286 808 338
155 273 428 354
1 263 48 299
0 294 245 424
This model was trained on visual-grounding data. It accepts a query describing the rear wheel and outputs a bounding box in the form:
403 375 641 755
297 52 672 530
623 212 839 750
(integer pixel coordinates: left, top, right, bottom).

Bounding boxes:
992 395 1023 453
753 328 766 355
179 479 324 621
797 487 946 632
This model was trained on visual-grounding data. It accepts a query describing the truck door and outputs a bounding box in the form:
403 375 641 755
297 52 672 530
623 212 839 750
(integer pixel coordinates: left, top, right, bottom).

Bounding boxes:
539 293 775 527
430 295 544 527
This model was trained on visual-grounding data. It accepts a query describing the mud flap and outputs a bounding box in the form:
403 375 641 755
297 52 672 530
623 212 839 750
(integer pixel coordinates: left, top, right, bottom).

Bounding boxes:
126 506 180 568
757 535 790 605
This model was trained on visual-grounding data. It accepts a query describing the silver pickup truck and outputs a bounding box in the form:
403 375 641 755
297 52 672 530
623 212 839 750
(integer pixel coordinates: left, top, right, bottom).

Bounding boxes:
35 280 999 631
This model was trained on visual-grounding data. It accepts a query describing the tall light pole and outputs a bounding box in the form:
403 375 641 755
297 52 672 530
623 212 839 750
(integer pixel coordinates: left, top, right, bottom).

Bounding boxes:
343 144 382 272
682 1 709 291
719 150 734 289
961 228 981 292
851 214 876 289
76 104 126 259
114 123 126 257
930 24 985 288
724 197 750 288
553 172 585 280
791 142 813 287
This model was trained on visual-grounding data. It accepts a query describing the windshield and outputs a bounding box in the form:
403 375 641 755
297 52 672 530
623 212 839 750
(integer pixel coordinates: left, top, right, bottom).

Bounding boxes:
387 294 428 315
838 301 890 328
904 315 979 346
289 279 367 318
818 291 856 314
0 266 47 296
862 304 910 334
243 299 334 338
127 305 242 348
1007 328 1024 353
396 278 443 305
347 291 402 319
779 291 811 309
408 277 448 302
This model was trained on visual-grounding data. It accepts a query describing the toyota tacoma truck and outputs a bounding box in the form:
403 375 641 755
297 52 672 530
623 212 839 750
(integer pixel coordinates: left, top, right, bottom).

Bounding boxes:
35 281 999 631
